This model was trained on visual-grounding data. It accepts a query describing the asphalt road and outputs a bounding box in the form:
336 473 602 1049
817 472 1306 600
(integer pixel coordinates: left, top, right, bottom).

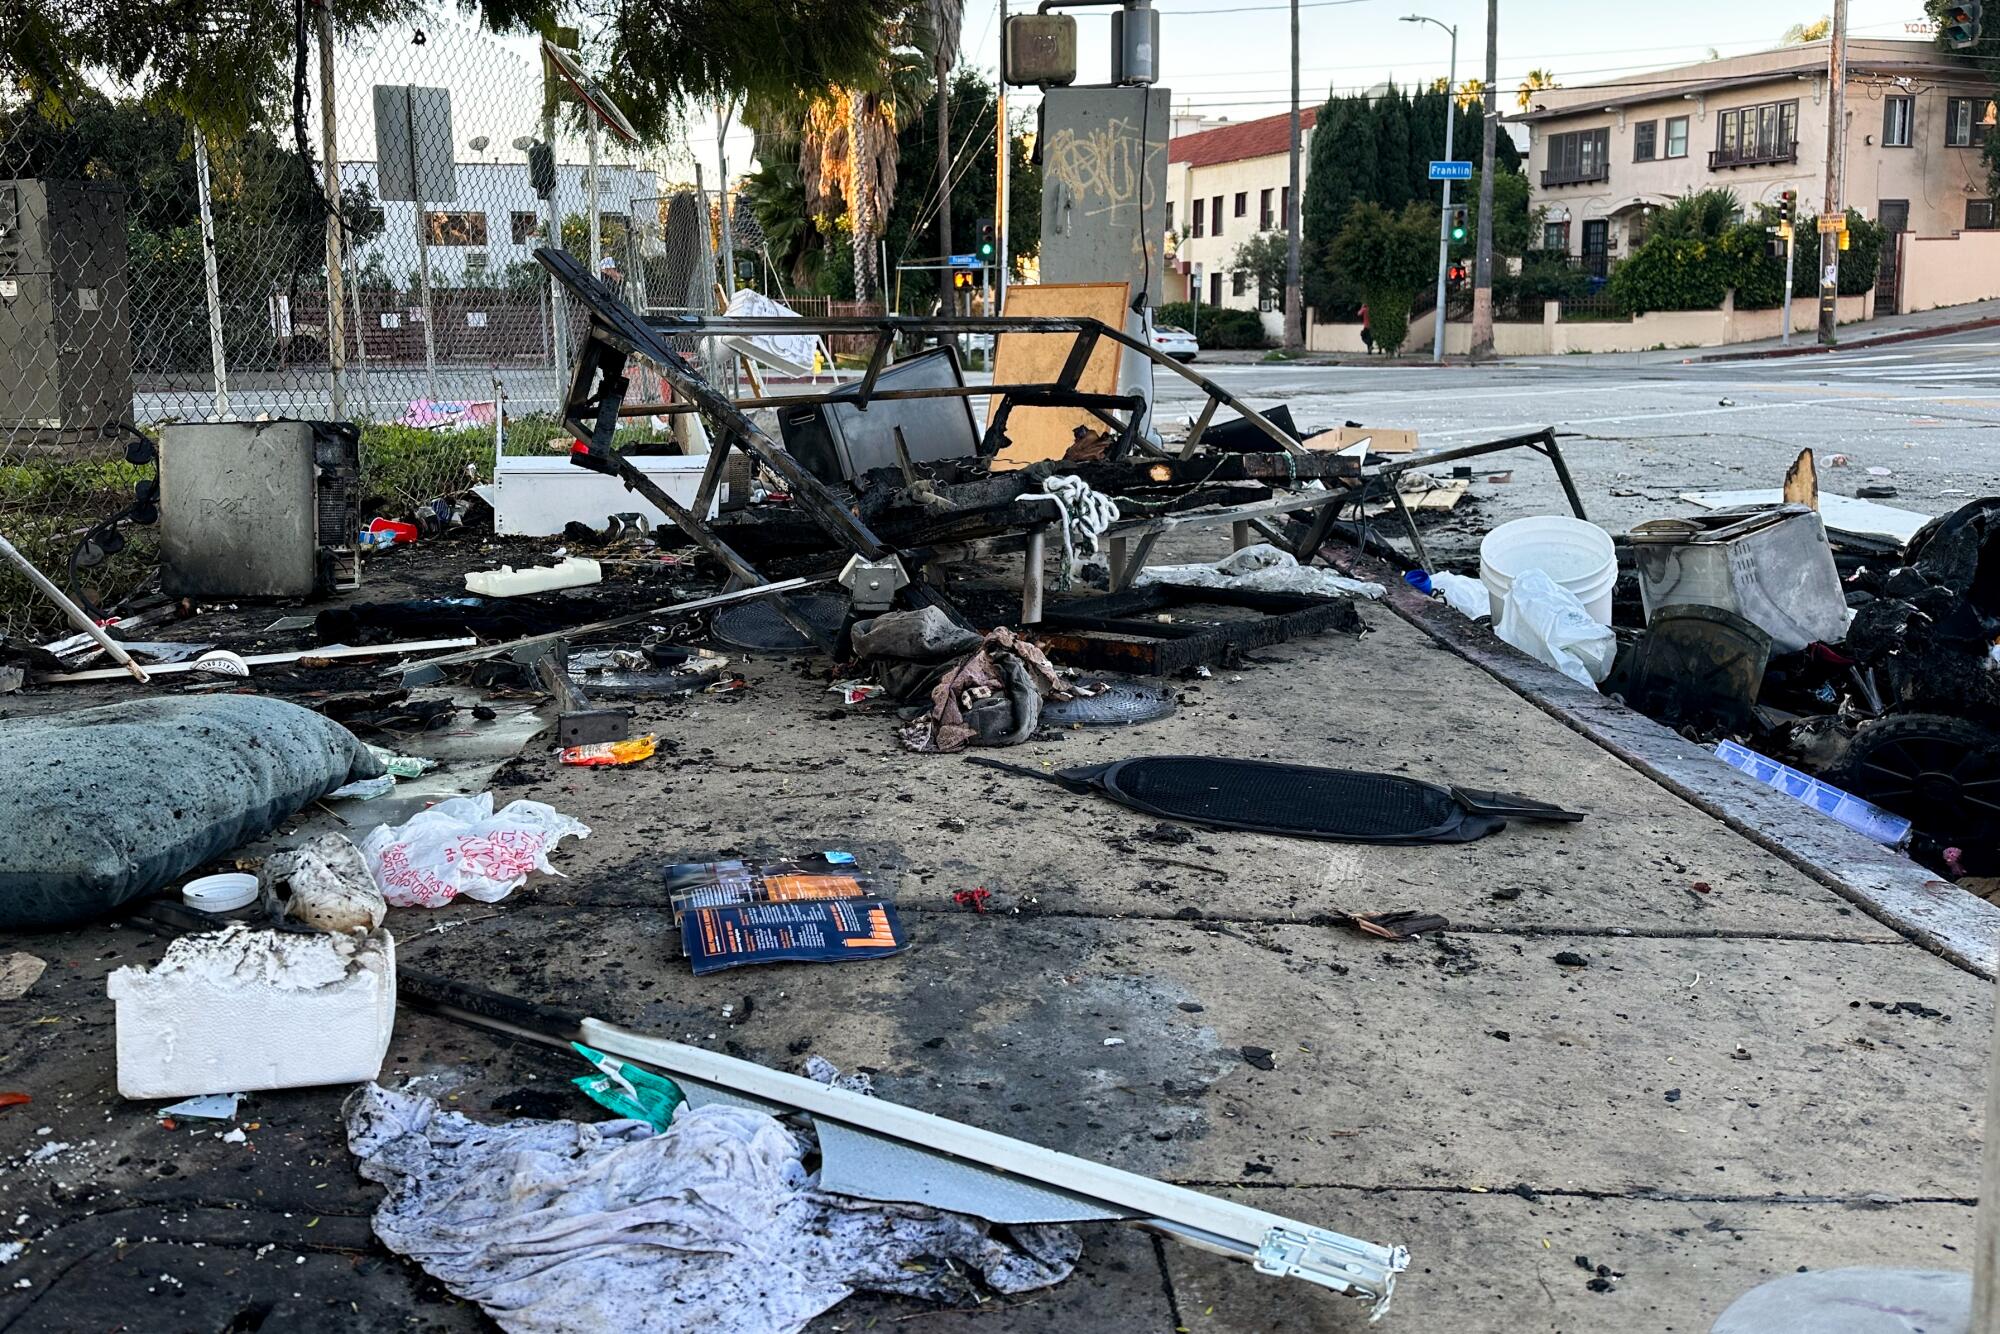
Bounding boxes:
1150 328 2000 564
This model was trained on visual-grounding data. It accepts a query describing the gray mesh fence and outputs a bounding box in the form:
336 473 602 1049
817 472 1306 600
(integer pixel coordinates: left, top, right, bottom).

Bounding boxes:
0 11 712 638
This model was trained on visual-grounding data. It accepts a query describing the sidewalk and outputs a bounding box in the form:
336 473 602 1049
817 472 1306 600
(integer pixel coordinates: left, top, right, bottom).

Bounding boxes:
1 564 1988 1331
1498 296 2000 369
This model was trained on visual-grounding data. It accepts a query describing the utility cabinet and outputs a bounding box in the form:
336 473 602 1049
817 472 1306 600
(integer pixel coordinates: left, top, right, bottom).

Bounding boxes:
0 179 134 438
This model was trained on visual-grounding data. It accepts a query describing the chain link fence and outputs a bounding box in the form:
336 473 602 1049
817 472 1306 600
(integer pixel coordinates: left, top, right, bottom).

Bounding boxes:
0 10 722 638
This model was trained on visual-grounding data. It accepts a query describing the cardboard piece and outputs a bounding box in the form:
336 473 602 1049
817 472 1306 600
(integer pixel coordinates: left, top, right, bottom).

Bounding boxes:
988 283 1132 470
1305 426 1420 455
1783 448 1819 512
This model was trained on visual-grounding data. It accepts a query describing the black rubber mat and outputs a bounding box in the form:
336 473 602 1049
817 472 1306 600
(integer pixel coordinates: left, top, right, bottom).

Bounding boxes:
710 594 847 652
969 754 1584 845
1040 681 1178 728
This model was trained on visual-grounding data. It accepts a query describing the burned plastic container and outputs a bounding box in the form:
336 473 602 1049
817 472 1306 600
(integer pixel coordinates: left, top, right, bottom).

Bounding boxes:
1628 504 1848 653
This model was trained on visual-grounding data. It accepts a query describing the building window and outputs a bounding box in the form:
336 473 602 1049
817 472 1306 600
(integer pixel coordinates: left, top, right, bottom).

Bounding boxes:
1542 220 1571 253
425 211 488 245
1633 121 1657 161
1543 128 1610 187
1969 199 1997 230
1232 270 1248 296
1209 271 1223 305
1166 202 1174 232
1233 191 1248 218
1211 195 1224 236
1259 188 1274 229
510 211 541 244
1281 185 1292 226
1665 116 1689 158
1712 99 1799 167
1190 198 1204 238
1883 96 1913 147
1948 97 1996 147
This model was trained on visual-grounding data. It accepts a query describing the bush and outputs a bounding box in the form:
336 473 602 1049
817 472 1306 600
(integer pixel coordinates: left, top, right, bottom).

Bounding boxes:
1613 206 1885 316
1608 236 1734 315
1154 302 1268 349
1364 288 1411 356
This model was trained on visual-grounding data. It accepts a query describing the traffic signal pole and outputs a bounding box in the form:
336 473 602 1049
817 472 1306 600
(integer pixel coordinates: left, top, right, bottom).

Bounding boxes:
1781 194 1797 346
1419 18 1459 364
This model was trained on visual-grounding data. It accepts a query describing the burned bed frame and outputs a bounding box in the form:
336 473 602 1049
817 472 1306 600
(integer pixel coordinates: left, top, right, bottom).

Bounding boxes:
534 247 1585 639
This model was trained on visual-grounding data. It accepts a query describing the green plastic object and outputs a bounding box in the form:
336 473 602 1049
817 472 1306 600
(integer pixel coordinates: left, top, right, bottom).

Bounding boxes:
570 1042 685 1129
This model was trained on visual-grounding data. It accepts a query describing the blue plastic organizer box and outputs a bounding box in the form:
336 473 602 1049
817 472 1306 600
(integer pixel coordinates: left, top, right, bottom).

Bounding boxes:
1711 739 1912 847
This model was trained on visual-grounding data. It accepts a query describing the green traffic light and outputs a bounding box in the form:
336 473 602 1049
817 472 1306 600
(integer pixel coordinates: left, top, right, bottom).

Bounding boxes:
978 243 994 256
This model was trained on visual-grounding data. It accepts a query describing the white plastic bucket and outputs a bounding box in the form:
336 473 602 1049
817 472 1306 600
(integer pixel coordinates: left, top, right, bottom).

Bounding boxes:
1480 516 1618 626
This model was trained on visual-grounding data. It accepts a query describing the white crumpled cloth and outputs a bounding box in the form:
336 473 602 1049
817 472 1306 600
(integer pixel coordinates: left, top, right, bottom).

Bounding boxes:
344 1084 1078 1334
723 287 820 372
1136 542 1385 599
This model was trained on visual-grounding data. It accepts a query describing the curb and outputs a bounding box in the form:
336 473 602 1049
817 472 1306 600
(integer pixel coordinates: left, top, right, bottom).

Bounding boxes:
1697 312 2000 362
1327 543 2000 980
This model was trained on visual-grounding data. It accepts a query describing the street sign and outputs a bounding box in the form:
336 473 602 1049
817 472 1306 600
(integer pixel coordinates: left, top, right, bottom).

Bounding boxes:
948 253 981 268
1818 216 1847 234
1428 160 1473 181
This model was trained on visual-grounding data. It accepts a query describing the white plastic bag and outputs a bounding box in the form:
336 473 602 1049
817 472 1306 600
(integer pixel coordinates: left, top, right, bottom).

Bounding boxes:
1493 568 1616 690
1429 571 1492 621
360 793 590 908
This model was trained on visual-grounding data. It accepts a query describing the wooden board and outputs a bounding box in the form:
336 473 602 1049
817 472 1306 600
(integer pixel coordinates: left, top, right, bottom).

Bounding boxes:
1304 425 1419 455
988 282 1131 470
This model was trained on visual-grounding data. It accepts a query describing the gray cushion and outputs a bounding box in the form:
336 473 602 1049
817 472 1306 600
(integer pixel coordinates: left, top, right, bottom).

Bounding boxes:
0 695 384 930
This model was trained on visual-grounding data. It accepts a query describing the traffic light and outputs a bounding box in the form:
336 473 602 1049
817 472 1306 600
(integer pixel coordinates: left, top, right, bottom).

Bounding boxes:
1449 206 1467 242
1945 1 1983 49
1446 261 1467 284
977 218 996 259
952 270 976 290
526 141 556 199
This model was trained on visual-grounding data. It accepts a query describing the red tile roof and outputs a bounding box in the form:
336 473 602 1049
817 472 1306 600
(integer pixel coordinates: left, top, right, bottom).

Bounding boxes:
1169 108 1317 169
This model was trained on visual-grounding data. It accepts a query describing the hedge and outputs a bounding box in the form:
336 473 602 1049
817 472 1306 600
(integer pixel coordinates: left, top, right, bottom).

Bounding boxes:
1609 210 1884 316
1154 302 1269 350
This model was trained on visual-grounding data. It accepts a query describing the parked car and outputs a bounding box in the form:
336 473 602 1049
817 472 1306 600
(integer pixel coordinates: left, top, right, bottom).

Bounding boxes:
1151 324 1199 361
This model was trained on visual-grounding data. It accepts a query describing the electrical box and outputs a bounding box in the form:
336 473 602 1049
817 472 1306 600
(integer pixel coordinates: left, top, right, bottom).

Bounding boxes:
1005 14 1078 87
159 420 362 598
0 178 134 439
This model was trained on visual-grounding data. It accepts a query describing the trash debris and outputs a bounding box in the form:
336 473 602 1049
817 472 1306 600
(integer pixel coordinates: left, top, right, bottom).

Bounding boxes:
971 754 1584 844
0 696 384 930
1341 911 1450 941
559 734 659 767
464 556 604 598
570 1041 685 1130
682 900 910 974
343 1083 1079 1334
360 793 589 908
266 832 388 932
1481 516 1616 627
33 636 477 685
107 922 396 1098
0 953 46 1002
326 774 398 801
1135 543 1385 601
664 856 879 923
893 628 1076 754
180 872 260 914
158 1092 244 1121
1020 474 1120 588
1629 505 1847 653
952 887 993 913
828 679 885 705
1713 740 1912 846
1492 569 1617 689
1429 571 1492 620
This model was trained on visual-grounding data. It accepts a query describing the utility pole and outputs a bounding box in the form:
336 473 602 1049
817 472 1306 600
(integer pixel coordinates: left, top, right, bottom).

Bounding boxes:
938 52 955 318
1405 14 1456 363
1283 0 1304 349
995 0 1011 309
718 100 737 299
1817 0 1848 346
1469 0 1498 359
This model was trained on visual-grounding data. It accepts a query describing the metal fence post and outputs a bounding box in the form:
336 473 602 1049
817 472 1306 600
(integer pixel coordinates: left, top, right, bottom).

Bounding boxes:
191 125 231 418
316 0 348 418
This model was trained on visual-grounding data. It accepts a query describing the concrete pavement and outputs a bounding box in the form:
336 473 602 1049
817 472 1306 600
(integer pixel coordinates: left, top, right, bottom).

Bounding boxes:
1 565 1988 1332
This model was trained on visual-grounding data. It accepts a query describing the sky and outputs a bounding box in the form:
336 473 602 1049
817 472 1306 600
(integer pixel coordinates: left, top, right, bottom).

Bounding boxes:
359 0 1948 177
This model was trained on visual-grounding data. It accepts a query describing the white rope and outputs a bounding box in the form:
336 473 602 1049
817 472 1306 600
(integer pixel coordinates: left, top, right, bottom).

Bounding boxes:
1021 474 1120 589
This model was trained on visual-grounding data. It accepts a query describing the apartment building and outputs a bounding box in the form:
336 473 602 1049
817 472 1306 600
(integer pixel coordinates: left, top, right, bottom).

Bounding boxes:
1164 108 1315 325
1512 38 1993 311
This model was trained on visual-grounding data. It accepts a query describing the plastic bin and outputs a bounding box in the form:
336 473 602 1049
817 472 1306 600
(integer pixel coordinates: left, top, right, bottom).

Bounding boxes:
1480 516 1618 626
1712 739 1911 846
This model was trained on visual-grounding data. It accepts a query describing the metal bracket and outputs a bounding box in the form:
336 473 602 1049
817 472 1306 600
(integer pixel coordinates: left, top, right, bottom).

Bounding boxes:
837 554 910 613
1254 1226 1411 1319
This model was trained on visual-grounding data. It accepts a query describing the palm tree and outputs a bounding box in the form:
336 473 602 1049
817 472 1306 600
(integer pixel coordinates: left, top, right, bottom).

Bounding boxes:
1781 16 1832 43
795 0 951 302
1515 69 1558 112
1455 77 1486 112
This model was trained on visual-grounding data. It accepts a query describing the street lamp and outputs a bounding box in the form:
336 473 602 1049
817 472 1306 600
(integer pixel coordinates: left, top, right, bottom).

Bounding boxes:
1403 13 1457 364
